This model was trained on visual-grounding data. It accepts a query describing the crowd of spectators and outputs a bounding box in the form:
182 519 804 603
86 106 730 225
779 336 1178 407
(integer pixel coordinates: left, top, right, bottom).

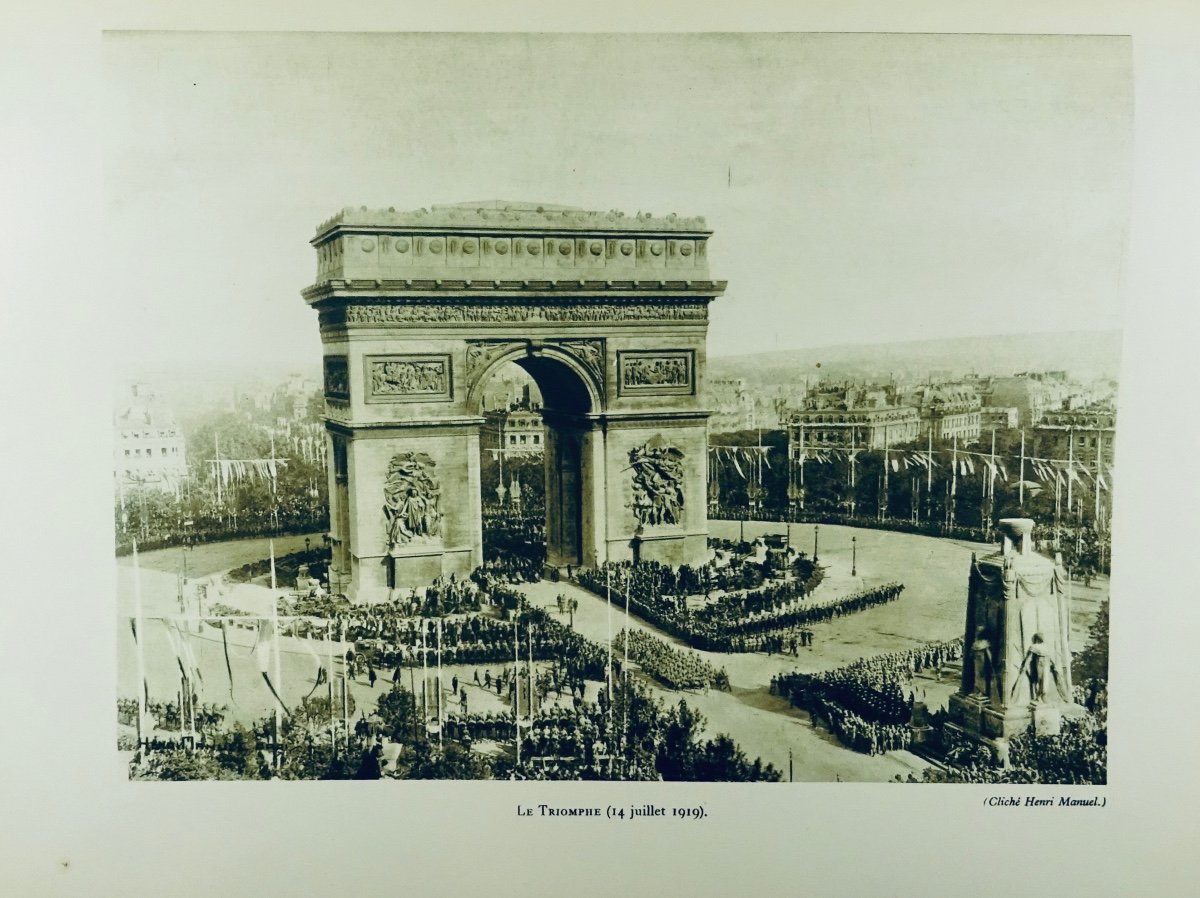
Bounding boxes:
117 697 228 735
928 681 1108 784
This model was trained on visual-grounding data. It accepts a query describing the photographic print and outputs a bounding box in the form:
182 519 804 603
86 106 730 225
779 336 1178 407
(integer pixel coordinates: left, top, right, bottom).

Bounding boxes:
108 31 1127 785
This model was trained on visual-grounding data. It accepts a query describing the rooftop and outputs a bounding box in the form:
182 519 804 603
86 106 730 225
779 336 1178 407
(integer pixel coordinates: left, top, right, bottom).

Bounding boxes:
314 202 711 238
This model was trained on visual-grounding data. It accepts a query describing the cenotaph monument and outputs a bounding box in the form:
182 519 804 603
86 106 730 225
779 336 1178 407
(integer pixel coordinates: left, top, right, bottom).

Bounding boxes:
946 518 1083 761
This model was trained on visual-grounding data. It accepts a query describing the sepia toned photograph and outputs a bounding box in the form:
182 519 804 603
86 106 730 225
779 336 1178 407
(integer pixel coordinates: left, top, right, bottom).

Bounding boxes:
108 31 1127 786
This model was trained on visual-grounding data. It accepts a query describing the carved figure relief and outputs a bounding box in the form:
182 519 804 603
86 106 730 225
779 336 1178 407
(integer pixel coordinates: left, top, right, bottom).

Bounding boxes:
618 351 695 395
628 437 685 527
554 339 605 393
363 356 451 402
323 356 350 399
464 341 524 383
383 452 441 547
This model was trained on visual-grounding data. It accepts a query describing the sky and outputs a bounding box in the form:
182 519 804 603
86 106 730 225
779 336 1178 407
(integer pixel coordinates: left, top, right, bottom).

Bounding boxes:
104 32 1132 378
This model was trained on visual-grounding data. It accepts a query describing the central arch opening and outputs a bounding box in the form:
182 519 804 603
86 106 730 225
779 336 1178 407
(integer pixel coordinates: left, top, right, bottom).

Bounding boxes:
477 353 596 569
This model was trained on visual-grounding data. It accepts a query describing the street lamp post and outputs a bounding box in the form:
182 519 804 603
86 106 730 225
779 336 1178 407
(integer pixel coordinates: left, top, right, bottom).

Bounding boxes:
851 535 857 577
813 524 819 563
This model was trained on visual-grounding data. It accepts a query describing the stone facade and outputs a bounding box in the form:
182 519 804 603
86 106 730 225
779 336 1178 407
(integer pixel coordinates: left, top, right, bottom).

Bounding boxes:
1033 407 1116 470
114 384 189 490
305 202 726 600
981 406 1019 431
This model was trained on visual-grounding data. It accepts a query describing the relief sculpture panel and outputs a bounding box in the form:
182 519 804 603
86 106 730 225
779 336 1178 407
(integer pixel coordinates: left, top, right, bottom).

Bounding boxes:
617 350 695 396
323 356 350 399
365 355 452 402
629 437 686 528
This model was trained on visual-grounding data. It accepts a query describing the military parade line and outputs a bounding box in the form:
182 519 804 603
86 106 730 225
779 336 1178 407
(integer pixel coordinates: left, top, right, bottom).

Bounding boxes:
121 519 1108 783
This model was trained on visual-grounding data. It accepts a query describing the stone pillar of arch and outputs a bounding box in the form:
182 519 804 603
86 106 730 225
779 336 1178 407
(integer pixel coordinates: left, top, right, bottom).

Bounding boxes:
302 202 726 601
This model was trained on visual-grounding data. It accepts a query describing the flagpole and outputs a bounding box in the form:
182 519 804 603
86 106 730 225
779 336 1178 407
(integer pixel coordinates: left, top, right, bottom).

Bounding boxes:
437 616 443 749
215 433 222 510
421 623 428 728
514 612 520 768
340 617 349 752
1067 427 1075 510
326 620 336 760
926 430 933 523
980 447 988 532
988 428 997 537
623 570 630 778
950 432 960 530
606 568 613 732
528 622 534 721
849 428 856 517
270 435 279 533
270 540 282 770
1094 429 1102 529
881 427 889 522
132 541 148 756
799 424 805 511
1019 429 1026 509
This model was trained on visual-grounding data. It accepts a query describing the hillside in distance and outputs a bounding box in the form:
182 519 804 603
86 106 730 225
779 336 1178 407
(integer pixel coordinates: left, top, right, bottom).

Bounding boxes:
709 329 1122 385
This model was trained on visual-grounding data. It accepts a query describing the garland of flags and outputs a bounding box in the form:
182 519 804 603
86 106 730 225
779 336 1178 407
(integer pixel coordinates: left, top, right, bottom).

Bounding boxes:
708 444 1112 492
209 457 287 488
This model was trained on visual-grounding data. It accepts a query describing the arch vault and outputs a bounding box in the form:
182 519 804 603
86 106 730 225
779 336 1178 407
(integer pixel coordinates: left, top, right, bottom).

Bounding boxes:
302 201 727 601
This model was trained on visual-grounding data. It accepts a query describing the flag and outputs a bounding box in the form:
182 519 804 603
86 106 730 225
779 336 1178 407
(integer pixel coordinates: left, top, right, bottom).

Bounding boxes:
304 666 327 701
162 622 191 686
252 618 290 713
1017 480 1043 497
730 451 746 480
252 618 275 673
219 621 236 701
174 620 204 686
298 628 326 697
890 459 899 473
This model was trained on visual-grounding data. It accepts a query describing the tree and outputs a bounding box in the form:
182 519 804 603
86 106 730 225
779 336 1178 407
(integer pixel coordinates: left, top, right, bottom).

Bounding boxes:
374 684 422 743
656 700 704 780
213 723 266 779
1073 598 1109 684
404 742 489 780
133 749 229 781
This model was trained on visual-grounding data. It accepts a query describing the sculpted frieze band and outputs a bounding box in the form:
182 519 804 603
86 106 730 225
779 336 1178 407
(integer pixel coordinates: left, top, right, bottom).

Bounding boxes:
333 302 708 326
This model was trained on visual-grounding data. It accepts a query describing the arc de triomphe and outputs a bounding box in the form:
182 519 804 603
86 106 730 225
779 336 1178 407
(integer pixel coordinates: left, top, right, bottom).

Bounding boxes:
302 202 726 601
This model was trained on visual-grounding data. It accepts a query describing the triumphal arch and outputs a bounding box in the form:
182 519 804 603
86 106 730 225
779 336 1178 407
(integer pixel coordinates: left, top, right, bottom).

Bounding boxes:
302 202 726 601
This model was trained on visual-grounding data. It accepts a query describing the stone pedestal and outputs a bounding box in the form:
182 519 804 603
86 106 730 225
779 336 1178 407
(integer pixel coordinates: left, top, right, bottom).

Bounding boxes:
1032 704 1063 736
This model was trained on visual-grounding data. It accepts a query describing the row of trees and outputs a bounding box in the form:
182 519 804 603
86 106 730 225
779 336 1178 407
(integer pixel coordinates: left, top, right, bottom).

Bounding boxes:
115 396 330 553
